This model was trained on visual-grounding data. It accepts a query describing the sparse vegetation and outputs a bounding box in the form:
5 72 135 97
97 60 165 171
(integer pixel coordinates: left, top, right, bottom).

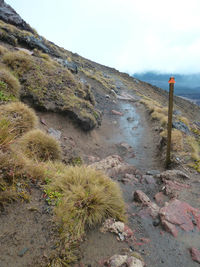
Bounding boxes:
81 68 117 93
18 129 62 162
141 97 168 126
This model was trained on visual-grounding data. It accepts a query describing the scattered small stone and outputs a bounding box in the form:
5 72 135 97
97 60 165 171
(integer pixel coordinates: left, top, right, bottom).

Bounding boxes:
18 248 29 257
40 117 48 126
153 218 160 227
105 95 110 99
127 117 135 122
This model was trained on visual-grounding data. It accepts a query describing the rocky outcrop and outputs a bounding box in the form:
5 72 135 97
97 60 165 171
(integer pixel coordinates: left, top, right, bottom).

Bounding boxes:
0 0 33 33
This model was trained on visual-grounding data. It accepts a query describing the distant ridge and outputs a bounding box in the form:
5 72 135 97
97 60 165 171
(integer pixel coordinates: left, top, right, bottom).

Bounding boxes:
134 72 200 106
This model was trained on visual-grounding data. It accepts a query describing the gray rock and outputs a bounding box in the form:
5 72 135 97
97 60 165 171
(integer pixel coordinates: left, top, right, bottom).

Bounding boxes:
19 35 49 53
0 0 33 33
63 60 78 74
172 121 190 134
146 170 160 176
127 117 135 122
18 248 29 257
173 109 182 116
48 128 61 140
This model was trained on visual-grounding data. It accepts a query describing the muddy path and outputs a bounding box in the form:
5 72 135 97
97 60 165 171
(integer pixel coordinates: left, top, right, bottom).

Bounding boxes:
75 94 199 267
34 89 200 266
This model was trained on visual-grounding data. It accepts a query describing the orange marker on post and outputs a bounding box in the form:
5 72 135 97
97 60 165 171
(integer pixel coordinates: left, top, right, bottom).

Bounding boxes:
166 77 175 167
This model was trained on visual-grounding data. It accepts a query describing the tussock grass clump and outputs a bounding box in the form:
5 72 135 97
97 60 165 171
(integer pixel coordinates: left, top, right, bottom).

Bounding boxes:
3 51 34 74
0 119 16 148
18 129 62 162
0 68 21 97
47 166 126 240
0 45 8 55
0 102 38 137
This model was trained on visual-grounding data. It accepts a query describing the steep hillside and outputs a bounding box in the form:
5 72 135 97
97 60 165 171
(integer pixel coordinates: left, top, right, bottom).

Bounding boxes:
1 1 200 267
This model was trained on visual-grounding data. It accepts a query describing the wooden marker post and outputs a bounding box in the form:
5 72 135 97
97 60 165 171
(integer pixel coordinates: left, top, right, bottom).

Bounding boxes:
166 76 175 167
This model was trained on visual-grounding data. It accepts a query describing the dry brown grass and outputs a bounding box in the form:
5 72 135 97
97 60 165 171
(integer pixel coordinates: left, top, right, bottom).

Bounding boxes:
141 98 168 127
160 129 183 152
187 136 200 161
0 102 38 137
18 129 62 162
0 68 21 97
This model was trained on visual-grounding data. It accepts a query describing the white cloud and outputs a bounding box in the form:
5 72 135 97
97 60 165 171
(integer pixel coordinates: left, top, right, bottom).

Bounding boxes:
6 0 200 74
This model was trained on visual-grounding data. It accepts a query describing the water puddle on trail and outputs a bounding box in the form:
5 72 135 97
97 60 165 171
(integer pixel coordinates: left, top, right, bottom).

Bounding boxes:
106 101 160 171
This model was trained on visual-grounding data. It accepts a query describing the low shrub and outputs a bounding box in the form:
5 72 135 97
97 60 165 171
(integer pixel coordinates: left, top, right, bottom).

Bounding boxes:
0 102 38 137
18 129 62 162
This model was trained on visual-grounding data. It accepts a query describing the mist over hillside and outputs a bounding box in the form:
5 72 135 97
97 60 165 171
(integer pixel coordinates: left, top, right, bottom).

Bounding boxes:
134 72 200 105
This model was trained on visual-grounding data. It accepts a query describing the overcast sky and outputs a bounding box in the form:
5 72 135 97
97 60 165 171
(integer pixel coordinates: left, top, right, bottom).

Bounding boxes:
6 0 200 74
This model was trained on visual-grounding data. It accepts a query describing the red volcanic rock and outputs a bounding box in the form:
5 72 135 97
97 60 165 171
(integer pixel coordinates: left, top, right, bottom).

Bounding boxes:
163 180 190 197
111 110 123 116
134 190 160 218
154 192 165 206
159 199 200 237
189 247 200 264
